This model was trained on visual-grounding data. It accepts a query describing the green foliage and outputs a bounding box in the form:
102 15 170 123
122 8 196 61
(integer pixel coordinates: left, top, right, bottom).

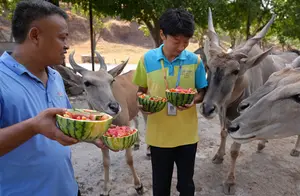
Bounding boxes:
2 0 299 48
271 0 300 47
70 3 106 32
0 0 19 20
138 23 150 37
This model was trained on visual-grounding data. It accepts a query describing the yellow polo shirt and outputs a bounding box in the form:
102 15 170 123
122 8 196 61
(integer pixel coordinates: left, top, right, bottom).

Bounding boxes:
133 44 208 148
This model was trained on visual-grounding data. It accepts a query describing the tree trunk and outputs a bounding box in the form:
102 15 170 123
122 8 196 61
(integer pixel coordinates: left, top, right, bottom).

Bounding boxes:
144 19 162 48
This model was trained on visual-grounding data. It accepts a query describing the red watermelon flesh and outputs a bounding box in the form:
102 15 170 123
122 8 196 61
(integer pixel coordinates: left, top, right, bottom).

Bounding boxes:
168 86 196 94
104 125 137 137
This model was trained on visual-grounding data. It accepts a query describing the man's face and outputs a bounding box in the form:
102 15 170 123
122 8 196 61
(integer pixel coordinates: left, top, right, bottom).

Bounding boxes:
33 14 69 66
160 31 190 57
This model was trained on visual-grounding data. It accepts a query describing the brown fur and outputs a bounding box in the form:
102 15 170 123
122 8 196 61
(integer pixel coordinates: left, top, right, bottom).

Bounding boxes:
57 51 145 196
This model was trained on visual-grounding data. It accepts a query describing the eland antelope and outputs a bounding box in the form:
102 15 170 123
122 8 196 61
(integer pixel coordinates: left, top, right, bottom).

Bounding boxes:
199 8 299 194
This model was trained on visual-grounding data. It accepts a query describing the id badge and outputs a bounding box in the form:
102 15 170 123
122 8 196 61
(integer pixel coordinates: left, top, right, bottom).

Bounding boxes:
167 102 177 116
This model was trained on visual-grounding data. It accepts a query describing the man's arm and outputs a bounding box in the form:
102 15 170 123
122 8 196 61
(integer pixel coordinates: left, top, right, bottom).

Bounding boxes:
133 55 148 97
194 57 208 104
194 87 207 104
137 87 148 95
0 118 38 156
132 56 155 115
0 108 78 157
0 89 77 157
0 87 40 156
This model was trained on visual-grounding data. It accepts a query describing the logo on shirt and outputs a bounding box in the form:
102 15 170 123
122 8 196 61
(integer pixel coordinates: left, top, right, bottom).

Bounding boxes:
181 69 193 78
57 92 64 99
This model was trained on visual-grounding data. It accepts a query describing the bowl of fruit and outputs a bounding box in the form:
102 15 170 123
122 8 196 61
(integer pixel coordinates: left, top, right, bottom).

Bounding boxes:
56 108 113 142
165 86 197 107
138 93 167 113
101 125 139 151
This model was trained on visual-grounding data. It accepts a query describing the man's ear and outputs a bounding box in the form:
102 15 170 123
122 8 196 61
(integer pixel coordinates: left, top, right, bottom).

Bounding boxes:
160 29 166 41
28 27 40 44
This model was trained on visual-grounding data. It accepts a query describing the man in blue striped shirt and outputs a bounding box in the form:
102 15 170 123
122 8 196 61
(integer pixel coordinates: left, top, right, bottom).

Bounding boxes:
0 1 106 195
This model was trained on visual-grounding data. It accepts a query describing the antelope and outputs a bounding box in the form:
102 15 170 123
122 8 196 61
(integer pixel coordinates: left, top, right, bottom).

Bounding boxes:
228 56 300 150
56 51 145 196
199 8 299 194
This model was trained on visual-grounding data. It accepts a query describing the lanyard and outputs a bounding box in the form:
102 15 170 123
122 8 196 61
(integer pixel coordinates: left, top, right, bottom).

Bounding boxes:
160 59 182 89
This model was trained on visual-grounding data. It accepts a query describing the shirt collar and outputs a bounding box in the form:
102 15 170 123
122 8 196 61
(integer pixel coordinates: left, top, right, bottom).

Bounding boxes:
156 44 187 62
0 51 56 80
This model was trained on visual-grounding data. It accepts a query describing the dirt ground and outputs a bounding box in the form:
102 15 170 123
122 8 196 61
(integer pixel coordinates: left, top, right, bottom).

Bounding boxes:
65 40 200 66
69 91 300 196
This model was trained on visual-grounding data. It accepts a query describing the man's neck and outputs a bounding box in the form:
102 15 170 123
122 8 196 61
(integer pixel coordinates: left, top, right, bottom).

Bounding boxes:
162 46 177 62
11 45 48 84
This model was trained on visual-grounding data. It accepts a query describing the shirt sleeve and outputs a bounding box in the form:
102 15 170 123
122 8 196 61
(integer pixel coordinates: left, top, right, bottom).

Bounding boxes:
132 55 148 88
195 57 208 89
0 87 2 121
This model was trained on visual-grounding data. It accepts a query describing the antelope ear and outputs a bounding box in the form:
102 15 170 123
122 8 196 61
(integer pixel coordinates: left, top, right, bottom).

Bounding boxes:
241 47 273 71
108 58 130 78
234 52 248 60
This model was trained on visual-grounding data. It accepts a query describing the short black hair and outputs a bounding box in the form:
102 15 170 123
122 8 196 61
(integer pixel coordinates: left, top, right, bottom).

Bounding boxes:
12 0 68 43
159 8 195 38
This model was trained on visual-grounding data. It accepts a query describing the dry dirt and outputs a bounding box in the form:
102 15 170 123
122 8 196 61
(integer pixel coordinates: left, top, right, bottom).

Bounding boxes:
68 72 300 196
66 40 199 67
69 97 300 196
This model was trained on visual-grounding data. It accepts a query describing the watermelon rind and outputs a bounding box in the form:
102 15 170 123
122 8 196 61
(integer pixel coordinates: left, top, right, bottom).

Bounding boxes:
138 94 167 113
56 109 113 142
101 129 139 151
165 89 196 107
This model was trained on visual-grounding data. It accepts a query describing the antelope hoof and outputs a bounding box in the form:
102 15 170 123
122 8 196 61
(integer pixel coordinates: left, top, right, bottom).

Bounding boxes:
212 154 224 164
146 151 151 159
135 183 144 195
290 149 300 157
223 181 236 195
134 144 140 151
257 143 266 153
100 190 110 196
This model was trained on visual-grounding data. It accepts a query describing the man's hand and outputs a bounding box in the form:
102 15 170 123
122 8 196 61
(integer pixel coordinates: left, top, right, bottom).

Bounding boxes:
31 108 79 146
177 101 195 111
137 92 154 115
93 138 119 152
176 92 203 111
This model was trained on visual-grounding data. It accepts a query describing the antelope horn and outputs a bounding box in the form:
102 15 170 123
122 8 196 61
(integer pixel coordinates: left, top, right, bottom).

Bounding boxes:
207 7 222 52
68 50 89 74
234 14 276 55
95 51 107 71
288 56 300 68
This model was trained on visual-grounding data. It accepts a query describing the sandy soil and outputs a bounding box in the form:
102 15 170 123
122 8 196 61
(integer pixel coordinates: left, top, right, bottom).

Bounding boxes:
68 86 300 196
65 40 200 66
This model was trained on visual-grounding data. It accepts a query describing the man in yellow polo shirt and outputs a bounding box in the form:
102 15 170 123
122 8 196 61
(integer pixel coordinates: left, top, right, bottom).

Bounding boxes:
133 8 207 196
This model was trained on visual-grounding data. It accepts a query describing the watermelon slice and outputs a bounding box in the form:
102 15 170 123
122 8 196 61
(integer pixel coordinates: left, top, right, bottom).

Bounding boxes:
101 125 139 151
56 108 113 142
165 86 197 106
138 94 167 113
